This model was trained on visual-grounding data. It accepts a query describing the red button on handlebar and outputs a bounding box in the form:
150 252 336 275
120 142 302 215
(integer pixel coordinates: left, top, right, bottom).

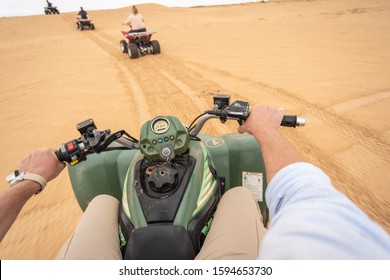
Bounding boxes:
67 142 75 152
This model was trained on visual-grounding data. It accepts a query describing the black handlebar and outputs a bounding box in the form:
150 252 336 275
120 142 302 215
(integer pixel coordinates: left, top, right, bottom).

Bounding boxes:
56 117 138 165
57 96 305 165
55 151 65 162
281 115 306 128
205 104 305 127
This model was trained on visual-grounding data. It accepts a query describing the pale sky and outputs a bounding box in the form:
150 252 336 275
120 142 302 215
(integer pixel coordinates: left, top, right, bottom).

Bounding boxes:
0 0 259 17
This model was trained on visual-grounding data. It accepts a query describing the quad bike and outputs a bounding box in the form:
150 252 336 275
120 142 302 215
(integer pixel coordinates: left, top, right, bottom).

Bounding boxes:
44 6 60 15
76 18 95 31
120 30 160 59
56 94 305 259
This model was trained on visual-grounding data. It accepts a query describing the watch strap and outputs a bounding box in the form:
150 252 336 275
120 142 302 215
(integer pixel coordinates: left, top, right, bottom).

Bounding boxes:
6 171 47 194
22 172 47 194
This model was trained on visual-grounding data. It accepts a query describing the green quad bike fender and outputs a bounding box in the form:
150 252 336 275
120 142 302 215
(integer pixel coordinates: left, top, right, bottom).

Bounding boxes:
67 132 267 223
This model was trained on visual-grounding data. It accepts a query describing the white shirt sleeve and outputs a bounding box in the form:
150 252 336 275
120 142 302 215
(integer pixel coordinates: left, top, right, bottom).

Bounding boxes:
123 14 133 25
259 162 390 259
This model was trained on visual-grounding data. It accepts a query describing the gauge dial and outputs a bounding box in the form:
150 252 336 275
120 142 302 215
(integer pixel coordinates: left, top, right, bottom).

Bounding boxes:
151 117 170 134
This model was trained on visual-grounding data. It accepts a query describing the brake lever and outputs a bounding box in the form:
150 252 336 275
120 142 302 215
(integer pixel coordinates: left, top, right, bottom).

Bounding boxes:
95 130 127 152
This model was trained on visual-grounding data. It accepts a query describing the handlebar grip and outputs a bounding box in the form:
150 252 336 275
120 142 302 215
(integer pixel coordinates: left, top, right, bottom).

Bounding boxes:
55 150 65 162
281 115 306 128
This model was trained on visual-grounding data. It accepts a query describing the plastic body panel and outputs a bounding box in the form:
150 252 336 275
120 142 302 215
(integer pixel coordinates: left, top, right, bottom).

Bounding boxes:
199 133 267 212
68 133 267 213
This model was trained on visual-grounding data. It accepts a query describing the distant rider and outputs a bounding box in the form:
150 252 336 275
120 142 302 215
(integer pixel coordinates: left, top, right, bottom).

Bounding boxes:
78 7 88 20
46 0 53 8
123 5 146 34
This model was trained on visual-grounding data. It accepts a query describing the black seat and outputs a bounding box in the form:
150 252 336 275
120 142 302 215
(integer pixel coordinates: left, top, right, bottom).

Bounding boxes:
125 225 196 260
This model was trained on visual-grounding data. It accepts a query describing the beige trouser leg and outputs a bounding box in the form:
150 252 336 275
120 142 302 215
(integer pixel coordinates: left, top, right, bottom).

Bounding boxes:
195 187 267 260
56 194 122 260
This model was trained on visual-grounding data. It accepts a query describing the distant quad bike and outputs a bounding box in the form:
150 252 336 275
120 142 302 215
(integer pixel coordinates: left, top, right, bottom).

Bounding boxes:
76 18 95 31
120 30 161 59
44 6 60 15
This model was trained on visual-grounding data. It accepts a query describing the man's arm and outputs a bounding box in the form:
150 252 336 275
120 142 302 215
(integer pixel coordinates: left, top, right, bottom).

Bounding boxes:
239 105 390 259
123 15 133 26
238 105 306 183
259 162 390 259
0 148 65 242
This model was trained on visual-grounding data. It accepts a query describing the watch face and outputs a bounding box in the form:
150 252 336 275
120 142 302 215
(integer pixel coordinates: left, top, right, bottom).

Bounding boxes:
6 171 17 183
6 170 24 185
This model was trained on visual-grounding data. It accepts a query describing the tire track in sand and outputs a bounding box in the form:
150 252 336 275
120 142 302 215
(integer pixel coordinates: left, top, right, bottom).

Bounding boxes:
182 61 390 155
88 30 236 137
145 54 244 135
60 14 151 126
82 29 204 124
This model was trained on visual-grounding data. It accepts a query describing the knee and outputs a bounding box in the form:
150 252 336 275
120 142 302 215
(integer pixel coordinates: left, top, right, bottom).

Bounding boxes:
88 194 119 209
221 187 260 211
223 186 253 200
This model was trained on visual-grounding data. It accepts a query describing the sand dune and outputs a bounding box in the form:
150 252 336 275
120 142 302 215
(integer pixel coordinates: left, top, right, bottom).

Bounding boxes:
0 0 389 259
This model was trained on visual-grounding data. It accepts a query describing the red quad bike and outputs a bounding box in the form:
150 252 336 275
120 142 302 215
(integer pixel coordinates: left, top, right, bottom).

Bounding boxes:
76 18 95 31
120 30 161 59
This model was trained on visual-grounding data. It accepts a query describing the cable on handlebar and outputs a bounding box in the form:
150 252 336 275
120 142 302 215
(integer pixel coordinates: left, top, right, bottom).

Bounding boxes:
187 112 207 132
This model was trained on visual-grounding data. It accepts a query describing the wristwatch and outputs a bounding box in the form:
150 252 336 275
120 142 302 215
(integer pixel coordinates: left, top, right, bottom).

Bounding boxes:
6 170 47 194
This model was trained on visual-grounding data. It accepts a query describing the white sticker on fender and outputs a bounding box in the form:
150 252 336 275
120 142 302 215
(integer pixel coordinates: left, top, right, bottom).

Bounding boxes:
242 172 263 202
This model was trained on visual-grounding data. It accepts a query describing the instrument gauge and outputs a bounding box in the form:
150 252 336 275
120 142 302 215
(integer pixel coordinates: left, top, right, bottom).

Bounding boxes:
151 117 170 135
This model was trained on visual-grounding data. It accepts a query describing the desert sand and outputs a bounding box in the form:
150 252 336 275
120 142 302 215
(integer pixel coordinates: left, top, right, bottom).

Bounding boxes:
0 0 389 259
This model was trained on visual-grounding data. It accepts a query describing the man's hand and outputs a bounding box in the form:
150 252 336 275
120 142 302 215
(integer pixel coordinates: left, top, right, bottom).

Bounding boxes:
237 104 304 183
18 148 65 182
237 105 284 140
0 148 66 243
